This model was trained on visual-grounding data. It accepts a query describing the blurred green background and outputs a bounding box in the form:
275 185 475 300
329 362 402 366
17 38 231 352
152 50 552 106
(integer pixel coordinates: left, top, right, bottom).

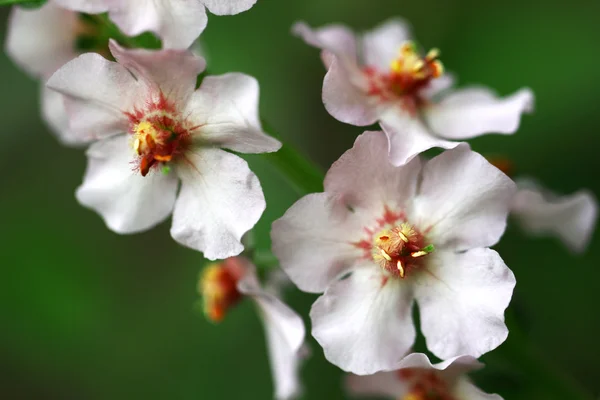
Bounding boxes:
1 0 600 399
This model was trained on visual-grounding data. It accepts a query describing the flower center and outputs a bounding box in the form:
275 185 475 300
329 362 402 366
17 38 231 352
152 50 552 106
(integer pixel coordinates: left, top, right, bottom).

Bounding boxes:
372 222 434 278
198 261 244 323
397 369 455 400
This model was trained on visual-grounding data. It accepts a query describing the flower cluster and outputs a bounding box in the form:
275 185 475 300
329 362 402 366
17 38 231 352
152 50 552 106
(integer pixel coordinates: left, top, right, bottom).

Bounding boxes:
3 1 597 399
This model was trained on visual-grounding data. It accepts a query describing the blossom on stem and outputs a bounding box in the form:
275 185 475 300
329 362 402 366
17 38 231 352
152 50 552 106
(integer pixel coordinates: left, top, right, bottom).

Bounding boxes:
512 178 597 253
346 353 502 400
199 257 306 400
53 0 258 49
293 18 534 166
272 131 516 374
47 40 280 260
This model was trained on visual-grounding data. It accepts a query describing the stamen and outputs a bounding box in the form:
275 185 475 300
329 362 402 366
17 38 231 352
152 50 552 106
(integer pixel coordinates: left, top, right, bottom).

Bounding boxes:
398 231 409 243
397 260 405 278
426 48 440 60
380 248 392 261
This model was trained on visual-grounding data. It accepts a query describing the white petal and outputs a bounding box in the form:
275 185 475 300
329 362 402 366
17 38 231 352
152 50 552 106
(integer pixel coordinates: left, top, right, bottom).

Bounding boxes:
322 58 378 126
311 266 416 374
425 87 534 140
361 17 412 71
186 73 281 153
453 377 504 400
512 180 598 253
292 21 357 67
238 266 306 400
380 110 459 167
414 248 515 360
106 0 207 49
324 131 420 211
202 0 257 15
52 0 108 13
108 40 205 105
171 148 265 260
412 144 516 250
419 74 455 100
346 370 408 398
271 193 368 294
46 53 142 141
76 135 179 234
5 3 78 79
40 86 86 146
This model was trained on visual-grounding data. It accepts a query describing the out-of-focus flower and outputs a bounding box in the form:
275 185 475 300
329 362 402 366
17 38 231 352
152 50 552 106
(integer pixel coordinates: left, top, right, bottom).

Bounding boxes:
272 131 516 374
53 0 258 49
199 257 306 400
293 19 534 166
346 353 502 400
47 40 280 260
5 3 82 144
512 179 598 253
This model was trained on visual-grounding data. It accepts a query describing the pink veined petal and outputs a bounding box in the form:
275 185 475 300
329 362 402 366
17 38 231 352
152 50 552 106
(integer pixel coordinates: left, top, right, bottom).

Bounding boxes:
412 144 516 251
292 21 358 67
424 87 534 140
310 266 416 375
52 0 108 13
76 135 179 234
186 73 281 154
171 148 265 261
40 86 88 146
452 377 504 400
271 193 368 294
5 2 78 79
361 17 412 71
324 131 421 212
414 248 515 360
512 179 598 253
104 0 207 49
202 0 258 15
46 53 142 141
238 265 306 400
322 58 378 126
379 109 460 167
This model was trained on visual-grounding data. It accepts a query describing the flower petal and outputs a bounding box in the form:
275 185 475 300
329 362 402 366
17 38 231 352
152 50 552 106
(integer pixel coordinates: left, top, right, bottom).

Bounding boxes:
322 58 378 126
186 73 281 154
346 370 408 398
52 0 108 13
453 378 504 400
380 110 460 167
324 131 420 211
512 179 598 253
425 87 534 140
271 193 368 294
361 17 412 71
5 2 78 79
412 144 516 250
76 135 179 234
414 248 515 360
238 265 306 400
108 40 206 105
311 266 416 374
46 53 142 141
292 21 357 67
202 0 257 15
171 148 265 260
41 86 84 146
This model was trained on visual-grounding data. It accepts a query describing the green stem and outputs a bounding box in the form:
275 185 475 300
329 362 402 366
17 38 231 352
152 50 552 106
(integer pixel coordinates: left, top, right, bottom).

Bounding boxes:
0 0 45 6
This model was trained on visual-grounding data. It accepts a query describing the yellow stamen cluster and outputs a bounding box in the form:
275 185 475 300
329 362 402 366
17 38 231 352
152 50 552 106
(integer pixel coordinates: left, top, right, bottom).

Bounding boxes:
390 41 444 80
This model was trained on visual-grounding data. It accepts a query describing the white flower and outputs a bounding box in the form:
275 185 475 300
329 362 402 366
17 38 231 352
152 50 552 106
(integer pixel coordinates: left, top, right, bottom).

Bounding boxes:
346 353 502 400
5 2 80 144
271 131 516 374
47 40 280 260
293 18 534 166
199 257 306 400
512 178 598 253
53 0 258 49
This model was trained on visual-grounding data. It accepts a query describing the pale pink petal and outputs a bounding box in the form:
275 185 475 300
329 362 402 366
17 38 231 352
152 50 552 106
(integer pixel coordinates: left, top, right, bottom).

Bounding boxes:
40 86 87 146
238 266 306 400
271 193 368 294
46 53 142 141
76 135 179 234
453 378 504 400
419 74 455 100
52 0 108 13
324 131 420 212
5 3 78 79
108 40 205 105
346 370 408 398
425 87 534 140
311 266 416 374
186 73 281 154
412 144 516 250
171 148 265 260
414 248 515 360
322 58 378 126
395 353 483 383
292 21 357 67
202 0 257 15
362 18 412 71
380 110 459 167
512 180 598 253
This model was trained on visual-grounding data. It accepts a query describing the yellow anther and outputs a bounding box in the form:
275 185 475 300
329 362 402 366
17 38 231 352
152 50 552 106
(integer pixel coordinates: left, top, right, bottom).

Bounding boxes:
412 60 425 72
400 41 416 55
431 60 444 77
133 138 141 154
380 248 392 261
426 48 440 60
397 260 405 278
411 251 428 258
398 231 409 243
